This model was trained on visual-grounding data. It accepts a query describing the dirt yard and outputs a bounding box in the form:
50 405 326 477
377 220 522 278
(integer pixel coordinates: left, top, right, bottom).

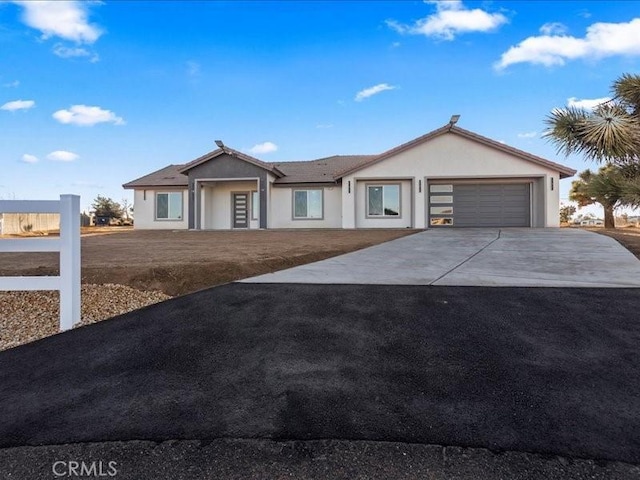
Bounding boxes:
591 226 640 261
0 229 417 296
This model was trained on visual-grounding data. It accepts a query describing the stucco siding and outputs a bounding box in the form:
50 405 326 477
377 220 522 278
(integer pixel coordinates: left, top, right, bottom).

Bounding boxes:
269 186 342 228
187 153 269 229
133 189 189 229
342 133 562 228
355 180 413 228
201 181 260 229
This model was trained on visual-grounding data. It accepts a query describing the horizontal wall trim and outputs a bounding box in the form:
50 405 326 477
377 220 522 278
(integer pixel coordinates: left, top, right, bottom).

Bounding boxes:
427 176 542 183
272 183 338 188
354 177 414 181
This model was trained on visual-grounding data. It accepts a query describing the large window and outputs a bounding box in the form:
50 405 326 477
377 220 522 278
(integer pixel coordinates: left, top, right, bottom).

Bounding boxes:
251 191 259 220
156 192 183 220
293 189 323 219
367 184 400 217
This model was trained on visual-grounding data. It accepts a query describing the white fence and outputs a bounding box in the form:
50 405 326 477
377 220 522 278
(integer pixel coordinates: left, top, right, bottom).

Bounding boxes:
0 195 81 331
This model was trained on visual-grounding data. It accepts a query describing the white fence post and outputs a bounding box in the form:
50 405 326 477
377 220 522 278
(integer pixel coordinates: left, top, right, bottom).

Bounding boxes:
0 194 81 331
59 195 81 330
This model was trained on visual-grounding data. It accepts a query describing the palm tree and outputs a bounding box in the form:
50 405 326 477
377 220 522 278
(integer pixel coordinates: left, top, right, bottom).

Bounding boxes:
569 167 626 229
544 73 640 164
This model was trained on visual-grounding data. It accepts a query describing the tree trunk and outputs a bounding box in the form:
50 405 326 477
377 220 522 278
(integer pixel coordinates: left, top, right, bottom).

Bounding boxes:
604 205 616 229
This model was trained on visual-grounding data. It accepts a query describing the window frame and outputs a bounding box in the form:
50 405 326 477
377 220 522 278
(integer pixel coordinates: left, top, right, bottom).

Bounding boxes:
365 183 402 218
155 191 184 221
292 189 324 220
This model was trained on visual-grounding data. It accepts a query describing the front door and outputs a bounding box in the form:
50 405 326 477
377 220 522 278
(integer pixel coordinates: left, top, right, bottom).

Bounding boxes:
232 193 249 229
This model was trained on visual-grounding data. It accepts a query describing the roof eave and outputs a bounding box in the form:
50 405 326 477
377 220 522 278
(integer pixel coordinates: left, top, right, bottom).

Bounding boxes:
335 124 576 179
179 148 284 177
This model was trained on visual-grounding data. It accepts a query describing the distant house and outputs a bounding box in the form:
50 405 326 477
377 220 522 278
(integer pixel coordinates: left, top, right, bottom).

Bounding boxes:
579 219 604 226
123 120 576 230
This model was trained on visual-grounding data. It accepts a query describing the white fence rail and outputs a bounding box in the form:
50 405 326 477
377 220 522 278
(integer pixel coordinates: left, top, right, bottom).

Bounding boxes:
0 195 80 331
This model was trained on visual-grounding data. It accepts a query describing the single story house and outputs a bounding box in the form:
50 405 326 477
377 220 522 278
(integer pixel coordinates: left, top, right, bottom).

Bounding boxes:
579 219 605 226
123 118 576 230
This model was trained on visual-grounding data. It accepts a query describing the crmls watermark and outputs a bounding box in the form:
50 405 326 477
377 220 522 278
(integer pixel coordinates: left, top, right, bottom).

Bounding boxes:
52 460 118 477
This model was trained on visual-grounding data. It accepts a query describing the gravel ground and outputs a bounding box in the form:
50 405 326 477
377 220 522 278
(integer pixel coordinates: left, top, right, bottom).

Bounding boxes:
2 439 639 480
0 284 170 351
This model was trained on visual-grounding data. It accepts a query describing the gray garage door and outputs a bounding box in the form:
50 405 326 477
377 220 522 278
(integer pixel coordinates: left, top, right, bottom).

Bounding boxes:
429 183 531 227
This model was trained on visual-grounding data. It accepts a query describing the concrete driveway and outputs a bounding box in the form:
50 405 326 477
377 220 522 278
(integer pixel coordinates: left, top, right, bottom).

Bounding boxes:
243 228 640 287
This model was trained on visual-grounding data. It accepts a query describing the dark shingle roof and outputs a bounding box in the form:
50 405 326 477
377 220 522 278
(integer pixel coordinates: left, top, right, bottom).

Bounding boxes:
124 125 577 189
122 164 188 188
272 155 376 184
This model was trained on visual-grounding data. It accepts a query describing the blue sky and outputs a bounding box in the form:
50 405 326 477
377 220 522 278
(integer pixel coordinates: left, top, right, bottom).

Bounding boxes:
1 0 639 217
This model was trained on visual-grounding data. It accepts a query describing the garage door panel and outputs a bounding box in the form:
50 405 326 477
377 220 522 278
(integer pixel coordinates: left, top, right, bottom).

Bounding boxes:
429 182 530 228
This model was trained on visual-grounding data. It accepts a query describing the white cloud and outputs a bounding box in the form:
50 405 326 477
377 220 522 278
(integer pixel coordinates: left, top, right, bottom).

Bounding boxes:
186 61 201 77
539 22 568 36
578 9 592 19
387 0 508 41
3 80 20 88
567 96 611 110
52 105 125 126
13 0 103 44
496 18 640 70
53 43 99 62
248 142 278 155
0 99 35 111
355 83 396 101
21 154 38 164
517 131 537 139
47 150 79 162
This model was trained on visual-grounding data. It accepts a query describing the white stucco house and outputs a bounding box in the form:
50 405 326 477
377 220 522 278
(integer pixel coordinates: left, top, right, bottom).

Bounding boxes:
123 119 576 230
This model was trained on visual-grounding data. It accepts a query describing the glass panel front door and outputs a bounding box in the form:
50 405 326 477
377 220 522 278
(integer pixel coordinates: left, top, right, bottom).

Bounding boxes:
232 193 249 229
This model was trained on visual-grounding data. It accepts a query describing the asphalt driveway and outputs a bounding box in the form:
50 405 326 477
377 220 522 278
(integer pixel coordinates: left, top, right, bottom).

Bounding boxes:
243 228 640 287
1 284 639 464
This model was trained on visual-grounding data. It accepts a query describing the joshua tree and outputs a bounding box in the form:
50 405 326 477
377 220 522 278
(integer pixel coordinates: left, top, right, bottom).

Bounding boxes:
544 73 640 165
569 167 627 228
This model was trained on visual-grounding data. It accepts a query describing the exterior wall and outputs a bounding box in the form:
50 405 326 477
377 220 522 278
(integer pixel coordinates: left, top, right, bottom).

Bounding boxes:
546 173 560 227
341 132 561 228
187 154 270 229
269 185 342 228
355 180 413 228
133 189 189 229
201 181 260 229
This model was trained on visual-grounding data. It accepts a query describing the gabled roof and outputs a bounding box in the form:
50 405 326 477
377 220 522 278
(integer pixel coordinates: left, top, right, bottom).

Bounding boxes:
123 124 577 189
122 164 188 189
272 155 375 184
334 125 577 179
178 147 285 177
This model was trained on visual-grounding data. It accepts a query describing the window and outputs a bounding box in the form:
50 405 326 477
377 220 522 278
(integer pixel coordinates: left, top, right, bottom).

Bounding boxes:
430 184 453 193
431 217 453 226
367 184 400 217
430 206 453 215
156 192 183 220
430 195 453 204
251 191 259 220
293 190 323 219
